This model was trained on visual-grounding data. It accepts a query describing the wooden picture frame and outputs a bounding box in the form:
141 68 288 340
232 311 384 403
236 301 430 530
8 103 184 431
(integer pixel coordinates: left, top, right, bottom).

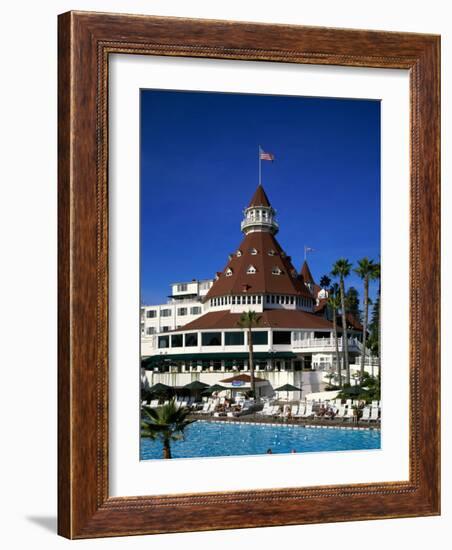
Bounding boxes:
58 11 440 539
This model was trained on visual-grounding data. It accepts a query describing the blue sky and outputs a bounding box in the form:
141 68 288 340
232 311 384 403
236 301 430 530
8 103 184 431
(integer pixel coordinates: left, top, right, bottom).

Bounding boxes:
140 90 380 306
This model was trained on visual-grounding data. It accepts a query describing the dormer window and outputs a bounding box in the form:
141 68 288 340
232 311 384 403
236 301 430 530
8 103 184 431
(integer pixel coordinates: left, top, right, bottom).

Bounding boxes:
247 265 257 275
225 268 233 277
236 250 242 257
268 249 276 256
250 248 258 255
272 266 282 275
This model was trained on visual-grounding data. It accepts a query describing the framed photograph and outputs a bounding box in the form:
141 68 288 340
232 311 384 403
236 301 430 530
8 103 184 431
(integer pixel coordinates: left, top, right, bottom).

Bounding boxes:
58 11 440 538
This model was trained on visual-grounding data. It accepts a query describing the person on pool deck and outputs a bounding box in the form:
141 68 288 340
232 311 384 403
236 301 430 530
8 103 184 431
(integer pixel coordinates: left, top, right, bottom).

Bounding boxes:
266 448 273 454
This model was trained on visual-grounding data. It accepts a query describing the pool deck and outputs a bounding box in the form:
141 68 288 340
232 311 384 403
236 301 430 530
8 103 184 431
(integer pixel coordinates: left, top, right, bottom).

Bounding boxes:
187 413 381 430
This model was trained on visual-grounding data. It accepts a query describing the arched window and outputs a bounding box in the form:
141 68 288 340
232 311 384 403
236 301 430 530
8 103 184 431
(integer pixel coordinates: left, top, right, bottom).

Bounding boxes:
268 249 276 256
236 250 242 257
247 265 257 275
272 266 282 275
225 267 233 277
250 248 258 255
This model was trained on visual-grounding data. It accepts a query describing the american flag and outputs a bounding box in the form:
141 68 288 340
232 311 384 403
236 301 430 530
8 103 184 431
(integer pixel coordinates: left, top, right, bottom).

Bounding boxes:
260 150 275 161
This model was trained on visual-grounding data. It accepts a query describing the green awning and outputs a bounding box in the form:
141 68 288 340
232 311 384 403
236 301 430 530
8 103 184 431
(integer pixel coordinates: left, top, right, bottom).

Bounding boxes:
142 351 296 368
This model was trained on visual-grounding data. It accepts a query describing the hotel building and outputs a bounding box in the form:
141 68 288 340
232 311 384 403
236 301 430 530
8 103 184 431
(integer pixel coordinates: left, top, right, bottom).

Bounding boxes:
141 184 371 398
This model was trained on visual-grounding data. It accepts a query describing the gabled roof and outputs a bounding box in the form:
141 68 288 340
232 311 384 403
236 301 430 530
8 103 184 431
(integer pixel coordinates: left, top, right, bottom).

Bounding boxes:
248 184 271 207
300 260 315 285
204 231 313 300
176 309 334 331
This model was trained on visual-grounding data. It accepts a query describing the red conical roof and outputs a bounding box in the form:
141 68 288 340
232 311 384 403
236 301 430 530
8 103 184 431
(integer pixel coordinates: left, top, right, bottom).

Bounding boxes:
204 231 313 300
300 260 315 285
248 184 271 208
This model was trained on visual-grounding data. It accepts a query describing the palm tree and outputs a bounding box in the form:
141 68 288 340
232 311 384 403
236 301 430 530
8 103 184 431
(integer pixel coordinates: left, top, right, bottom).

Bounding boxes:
141 399 195 459
327 284 342 388
331 258 352 385
372 262 381 377
320 274 331 290
354 257 376 383
237 310 261 397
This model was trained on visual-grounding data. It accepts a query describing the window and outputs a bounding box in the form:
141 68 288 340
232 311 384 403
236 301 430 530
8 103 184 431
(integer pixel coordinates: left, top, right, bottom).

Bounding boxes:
273 331 291 345
161 309 172 317
251 331 268 345
268 249 276 256
252 295 256 304
247 265 257 274
171 334 183 347
225 332 244 346
185 333 198 347
236 250 242 257
190 306 201 315
271 295 275 304
232 296 236 305
290 296 294 304
225 267 233 277
146 310 157 318
161 326 170 333
247 295 251 304
250 248 258 255
177 307 188 316
146 327 156 335
258 295 262 304
201 332 222 346
158 335 170 348
176 283 188 292
272 266 282 275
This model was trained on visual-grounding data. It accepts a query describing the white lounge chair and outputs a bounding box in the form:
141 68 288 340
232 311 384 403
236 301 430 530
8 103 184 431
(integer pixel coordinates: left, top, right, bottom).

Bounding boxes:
360 406 371 421
300 403 314 418
343 407 355 421
369 407 380 422
150 400 159 408
294 404 305 418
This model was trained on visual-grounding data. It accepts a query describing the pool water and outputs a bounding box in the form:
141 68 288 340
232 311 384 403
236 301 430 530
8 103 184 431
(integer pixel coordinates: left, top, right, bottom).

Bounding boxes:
140 421 381 460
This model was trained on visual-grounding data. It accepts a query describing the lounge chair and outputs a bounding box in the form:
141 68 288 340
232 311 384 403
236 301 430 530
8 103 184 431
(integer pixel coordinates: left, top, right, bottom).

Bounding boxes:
360 406 371 422
198 402 213 415
258 402 272 415
150 400 159 408
369 407 380 422
343 407 356 421
294 404 306 418
300 403 314 418
335 406 347 419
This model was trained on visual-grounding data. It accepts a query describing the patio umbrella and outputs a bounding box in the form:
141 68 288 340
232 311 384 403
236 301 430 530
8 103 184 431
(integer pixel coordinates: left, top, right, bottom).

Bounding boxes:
201 384 228 395
183 380 210 391
148 382 174 398
275 383 303 401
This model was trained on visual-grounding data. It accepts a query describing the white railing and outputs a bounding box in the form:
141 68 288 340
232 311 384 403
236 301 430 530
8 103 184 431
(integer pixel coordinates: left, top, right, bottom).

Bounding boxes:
292 337 361 351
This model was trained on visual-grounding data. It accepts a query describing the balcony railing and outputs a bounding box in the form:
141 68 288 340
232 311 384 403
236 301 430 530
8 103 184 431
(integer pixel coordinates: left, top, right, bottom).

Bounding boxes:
292 337 362 351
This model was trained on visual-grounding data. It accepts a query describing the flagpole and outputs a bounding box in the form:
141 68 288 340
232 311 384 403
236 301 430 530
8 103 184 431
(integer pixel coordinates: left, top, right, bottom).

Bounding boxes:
258 145 261 186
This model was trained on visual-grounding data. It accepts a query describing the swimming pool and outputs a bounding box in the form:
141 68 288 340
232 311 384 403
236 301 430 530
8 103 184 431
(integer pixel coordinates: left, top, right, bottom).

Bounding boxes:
140 420 381 460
